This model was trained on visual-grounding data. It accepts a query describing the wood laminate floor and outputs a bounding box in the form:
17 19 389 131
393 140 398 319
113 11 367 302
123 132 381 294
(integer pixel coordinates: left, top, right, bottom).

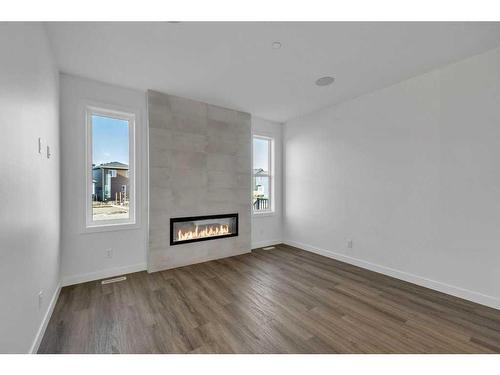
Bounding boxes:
39 244 500 353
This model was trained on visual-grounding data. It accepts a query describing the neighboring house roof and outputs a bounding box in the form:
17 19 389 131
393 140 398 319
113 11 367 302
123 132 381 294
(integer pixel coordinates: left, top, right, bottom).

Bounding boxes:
253 168 267 175
93 162 129 170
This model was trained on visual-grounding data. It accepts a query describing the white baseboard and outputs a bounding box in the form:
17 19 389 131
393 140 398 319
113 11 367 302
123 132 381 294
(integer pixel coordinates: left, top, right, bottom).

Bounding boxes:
61 263 147 287
30 283 61 354
251 239 282 250
284 239 500 311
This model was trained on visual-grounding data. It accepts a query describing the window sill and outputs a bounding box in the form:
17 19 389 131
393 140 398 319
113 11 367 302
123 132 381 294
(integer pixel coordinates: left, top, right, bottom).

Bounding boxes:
252 211 276 218
82 221 140 234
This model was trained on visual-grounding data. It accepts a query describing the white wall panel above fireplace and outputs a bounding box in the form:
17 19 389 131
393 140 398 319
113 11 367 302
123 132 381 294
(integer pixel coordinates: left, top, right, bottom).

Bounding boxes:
148 91 252 272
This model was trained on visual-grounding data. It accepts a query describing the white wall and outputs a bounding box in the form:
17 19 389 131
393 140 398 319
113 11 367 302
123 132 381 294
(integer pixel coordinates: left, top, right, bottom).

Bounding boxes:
252 117 283 248
0 23 60 353
284 46 500 309
60 74 148 285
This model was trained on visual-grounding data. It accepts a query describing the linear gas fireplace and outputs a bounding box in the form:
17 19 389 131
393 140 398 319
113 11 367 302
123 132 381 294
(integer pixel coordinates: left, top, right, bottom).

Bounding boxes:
170 213 239 246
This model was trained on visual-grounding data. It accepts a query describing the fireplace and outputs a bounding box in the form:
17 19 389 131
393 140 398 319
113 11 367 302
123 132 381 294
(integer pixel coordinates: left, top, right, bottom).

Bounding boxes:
170 213 238 245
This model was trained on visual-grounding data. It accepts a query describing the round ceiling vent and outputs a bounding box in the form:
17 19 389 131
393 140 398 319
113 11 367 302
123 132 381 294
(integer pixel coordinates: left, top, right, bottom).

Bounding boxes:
315 76 335 86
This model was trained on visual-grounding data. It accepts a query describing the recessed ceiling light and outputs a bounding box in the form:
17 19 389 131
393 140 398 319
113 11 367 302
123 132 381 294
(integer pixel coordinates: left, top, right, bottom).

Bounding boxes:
315 76 335 86
272 41 282 49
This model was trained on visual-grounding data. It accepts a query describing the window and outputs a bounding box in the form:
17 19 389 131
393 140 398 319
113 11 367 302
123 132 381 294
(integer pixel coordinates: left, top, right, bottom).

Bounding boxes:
86 106 136 228
252 135 273 213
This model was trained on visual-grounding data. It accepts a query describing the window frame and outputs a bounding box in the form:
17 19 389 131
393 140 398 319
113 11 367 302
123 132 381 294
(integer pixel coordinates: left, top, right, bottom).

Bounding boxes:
252 134 275 215
85 105 137 230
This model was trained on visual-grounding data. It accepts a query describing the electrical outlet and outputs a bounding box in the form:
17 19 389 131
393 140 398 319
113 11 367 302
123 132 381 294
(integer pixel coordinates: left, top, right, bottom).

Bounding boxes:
38 290 44 309
347 239 353 249
105 248 113 259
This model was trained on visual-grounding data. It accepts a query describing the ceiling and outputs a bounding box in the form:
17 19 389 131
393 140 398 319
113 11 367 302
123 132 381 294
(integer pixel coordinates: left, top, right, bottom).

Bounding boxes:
45 22 500 122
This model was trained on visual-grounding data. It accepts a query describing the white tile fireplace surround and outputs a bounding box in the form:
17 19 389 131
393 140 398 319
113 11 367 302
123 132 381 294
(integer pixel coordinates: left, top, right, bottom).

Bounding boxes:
148 91 252 272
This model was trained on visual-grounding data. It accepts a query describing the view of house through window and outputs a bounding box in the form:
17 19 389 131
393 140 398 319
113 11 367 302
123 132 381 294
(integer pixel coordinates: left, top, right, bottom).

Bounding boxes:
89 111 133 224
253 135 273 213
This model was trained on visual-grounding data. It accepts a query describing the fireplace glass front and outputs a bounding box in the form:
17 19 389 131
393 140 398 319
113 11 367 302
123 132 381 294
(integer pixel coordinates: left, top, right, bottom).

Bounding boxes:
170 213 238 245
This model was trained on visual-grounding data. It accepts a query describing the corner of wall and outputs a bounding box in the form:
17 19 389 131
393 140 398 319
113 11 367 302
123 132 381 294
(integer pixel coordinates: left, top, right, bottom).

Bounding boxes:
29 283 62 354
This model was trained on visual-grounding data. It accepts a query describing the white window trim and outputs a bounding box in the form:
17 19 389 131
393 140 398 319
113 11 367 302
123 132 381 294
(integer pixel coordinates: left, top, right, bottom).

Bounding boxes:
252 134 275 215
84 105 137 231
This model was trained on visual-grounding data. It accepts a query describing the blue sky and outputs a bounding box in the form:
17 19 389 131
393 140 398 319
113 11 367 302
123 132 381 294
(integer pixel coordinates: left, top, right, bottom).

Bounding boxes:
253 138 269 172
92 115 129 166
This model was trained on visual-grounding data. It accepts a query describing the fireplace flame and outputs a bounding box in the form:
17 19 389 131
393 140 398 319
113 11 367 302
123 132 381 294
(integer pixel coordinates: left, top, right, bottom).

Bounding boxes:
177 224 230 241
